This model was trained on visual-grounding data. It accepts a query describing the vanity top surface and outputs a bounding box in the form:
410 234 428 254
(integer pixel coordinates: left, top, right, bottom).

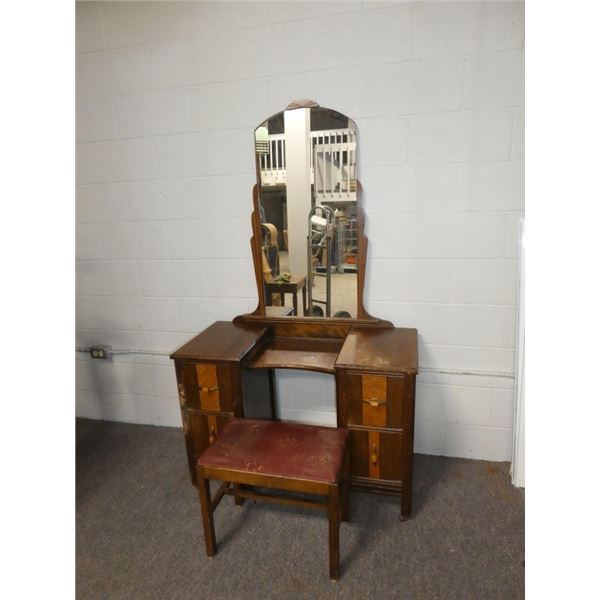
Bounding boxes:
335 328 418 374
170 321 268 362
171 321 418 375
246 337 343 373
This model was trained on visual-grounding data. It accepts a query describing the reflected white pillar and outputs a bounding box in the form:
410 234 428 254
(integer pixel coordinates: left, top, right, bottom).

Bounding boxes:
283 108 311 278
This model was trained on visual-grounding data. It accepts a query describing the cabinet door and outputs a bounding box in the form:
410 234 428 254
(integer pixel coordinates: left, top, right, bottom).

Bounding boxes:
349 428 404 481
343 371 406 429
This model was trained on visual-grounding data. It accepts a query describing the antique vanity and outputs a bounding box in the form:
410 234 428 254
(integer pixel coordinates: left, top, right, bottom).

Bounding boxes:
171 101 418 519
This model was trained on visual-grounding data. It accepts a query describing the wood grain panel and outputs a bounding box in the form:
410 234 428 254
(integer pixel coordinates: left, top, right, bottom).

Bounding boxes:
170 321 267 361
362 402 386 427
344 372 405 429
189 413 231 463
348 428 404 484
343 372 362 426
362 374 387 427
270 322 350 339
387 375 405 428
183 363 201 410
400 374 416 518
216 365 238 413
368 430 380 479
380 431 403 481
196 364 220 411
247 337 343 373
207 415 218 444
349 429 369 478
335 328 418 374
190 412 210 456
362 374 386 400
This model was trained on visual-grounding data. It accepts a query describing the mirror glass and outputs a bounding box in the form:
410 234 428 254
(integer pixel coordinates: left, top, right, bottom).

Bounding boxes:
255 105 358 318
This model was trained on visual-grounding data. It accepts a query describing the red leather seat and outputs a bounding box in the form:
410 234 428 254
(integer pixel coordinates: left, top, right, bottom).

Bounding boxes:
198 418 349 484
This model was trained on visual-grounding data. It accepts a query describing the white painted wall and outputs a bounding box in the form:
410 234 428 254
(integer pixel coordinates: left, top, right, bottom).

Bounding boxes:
76 1 524 461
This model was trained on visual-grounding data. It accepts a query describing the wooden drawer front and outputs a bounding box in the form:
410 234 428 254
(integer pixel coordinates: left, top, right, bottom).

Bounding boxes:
196 364 221 411
349 428 403 481
179 363 237 413
344 372 405 429
186 412 231 458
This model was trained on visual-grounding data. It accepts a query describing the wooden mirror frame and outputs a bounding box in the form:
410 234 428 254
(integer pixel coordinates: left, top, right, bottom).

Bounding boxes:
238 103 391 328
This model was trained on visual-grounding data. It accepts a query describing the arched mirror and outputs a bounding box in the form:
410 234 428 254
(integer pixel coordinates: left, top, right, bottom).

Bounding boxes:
247 100 374 322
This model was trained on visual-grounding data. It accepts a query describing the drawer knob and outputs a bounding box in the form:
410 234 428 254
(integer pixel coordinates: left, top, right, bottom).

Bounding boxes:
371 443 378 466
200 386 219 393
362 398 387 407
208 425 216 445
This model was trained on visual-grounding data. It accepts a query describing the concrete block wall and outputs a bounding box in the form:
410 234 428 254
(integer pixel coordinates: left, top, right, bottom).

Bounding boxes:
76 1 524 461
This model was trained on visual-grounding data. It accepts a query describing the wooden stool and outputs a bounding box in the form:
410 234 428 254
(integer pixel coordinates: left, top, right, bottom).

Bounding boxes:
196 419 350 581
264 275 307 316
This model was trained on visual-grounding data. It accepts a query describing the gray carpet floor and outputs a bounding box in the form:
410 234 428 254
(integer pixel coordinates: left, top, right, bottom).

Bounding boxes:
76 418 524 600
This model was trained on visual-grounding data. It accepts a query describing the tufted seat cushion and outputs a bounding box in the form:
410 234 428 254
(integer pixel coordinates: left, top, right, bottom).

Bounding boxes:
198 419 349 483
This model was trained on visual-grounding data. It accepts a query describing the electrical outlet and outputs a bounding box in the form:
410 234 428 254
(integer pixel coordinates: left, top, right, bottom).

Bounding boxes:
89 345 112 360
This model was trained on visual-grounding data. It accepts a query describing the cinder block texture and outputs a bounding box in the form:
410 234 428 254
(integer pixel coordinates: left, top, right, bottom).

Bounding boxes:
76 1 524 462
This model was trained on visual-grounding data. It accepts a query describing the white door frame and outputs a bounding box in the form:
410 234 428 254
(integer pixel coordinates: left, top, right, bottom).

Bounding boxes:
511 218 525 487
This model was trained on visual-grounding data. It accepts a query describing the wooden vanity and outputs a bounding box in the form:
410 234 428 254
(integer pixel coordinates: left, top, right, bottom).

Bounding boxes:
170 101 418 519
171 319 418 519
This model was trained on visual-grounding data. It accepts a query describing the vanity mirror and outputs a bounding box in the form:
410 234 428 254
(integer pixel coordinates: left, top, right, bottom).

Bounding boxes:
247 100 373 321
171 99 419 519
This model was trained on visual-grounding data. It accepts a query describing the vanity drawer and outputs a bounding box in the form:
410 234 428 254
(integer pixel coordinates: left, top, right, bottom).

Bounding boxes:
185 412 232 459
349 428 404 482
343 371 406 429
179 362 239 413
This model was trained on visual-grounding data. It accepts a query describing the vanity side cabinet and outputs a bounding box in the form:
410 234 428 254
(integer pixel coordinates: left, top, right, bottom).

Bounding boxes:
336 368 416 520
171 321 270 486
175 358 245 486
334 327 418 519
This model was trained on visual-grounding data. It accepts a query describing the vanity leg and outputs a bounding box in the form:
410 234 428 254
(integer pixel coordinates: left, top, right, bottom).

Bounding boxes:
400 488 412 521
197 467 216 556
292 291 298 316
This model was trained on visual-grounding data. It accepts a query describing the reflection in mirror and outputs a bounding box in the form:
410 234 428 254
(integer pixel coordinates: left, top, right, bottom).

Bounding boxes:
255 104 358 318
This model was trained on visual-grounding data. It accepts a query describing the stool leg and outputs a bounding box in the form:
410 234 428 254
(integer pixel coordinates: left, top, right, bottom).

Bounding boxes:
197 467 216 556
341 450 350 522
233 483 245 506
328 484 340 581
